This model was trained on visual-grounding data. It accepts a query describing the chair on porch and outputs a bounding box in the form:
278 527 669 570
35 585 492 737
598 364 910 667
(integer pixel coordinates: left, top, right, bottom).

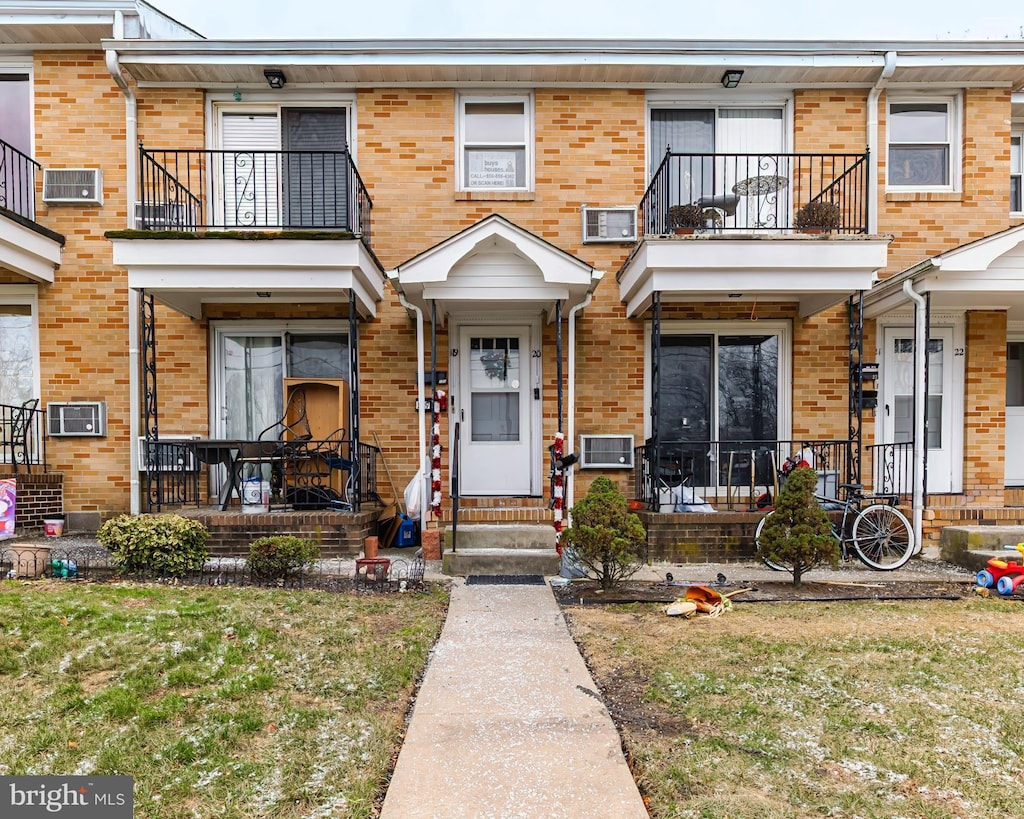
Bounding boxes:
284 427 358 511
236 389 314 503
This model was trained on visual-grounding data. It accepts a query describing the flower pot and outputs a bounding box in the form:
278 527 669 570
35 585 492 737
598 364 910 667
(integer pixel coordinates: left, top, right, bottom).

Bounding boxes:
11 544 51 578
364 536 379 559
673 227 697 235
43 518 65 537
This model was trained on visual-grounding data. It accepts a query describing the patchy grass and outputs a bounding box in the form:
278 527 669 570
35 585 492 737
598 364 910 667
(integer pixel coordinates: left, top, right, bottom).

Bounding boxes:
567 599 1024 818
0 581 448 818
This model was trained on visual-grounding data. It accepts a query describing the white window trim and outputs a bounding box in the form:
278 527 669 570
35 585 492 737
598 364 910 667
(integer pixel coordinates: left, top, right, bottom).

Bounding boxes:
207 93 357 158
644 92 794 182
642 319 792 443
885 92 962 193
455 91 534 192
0 284 40 404
1012 128 1023 215
0 63 35 156
209 320 350 438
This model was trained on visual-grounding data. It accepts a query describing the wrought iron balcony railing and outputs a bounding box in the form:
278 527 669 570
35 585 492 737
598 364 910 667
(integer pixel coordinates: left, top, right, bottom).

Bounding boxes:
138 146 372 246
640 150 869 236
1 400 46 473
0 139 40 222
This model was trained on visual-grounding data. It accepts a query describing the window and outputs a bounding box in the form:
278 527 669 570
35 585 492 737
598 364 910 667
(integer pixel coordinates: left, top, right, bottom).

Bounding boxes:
0 291 37 407
0 73 32 217
887 98 958 189
458 95 531 190
653 322 789 486
216 325 348 440
1012 132 1022 212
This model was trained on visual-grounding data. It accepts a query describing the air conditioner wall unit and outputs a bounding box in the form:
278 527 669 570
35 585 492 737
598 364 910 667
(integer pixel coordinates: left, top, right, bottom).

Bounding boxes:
582 206 637 243
137 436 201 472
47 402 107 437
134 201 194 229
42 168 103 205
579 434 635 468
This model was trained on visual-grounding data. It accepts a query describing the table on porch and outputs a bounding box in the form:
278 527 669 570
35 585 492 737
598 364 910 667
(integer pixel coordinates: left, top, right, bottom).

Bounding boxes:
191 439 247 511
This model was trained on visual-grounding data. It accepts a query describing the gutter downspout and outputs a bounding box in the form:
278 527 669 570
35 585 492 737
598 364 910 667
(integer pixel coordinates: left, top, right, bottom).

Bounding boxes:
903 279 926 553
566 291 593 517
398 289 428 534
106 11 142 513
867 50 897 235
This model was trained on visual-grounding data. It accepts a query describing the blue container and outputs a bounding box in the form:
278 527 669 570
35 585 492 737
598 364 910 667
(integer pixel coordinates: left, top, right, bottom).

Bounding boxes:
396 515 417 548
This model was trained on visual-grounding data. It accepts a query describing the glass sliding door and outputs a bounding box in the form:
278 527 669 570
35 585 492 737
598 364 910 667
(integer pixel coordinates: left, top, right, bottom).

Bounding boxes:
0 304 34 406
282 108 348 229
221 335 284 440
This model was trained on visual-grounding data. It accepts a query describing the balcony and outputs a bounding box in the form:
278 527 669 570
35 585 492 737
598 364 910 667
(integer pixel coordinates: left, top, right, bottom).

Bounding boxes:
138 146 372 245
0 138 64 284
0 139 39 223
640 151 869 235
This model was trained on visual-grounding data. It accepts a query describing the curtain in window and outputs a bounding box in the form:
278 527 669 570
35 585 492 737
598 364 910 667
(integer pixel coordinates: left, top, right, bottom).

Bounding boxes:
0 305 33 405
282 109 348 229
287 334 348 380
222 335 283 439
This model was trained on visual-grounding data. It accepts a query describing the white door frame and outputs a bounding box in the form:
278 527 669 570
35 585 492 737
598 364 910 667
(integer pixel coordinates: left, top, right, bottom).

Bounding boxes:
1007 327 1024 486
877 316 964 494
449 316 543 496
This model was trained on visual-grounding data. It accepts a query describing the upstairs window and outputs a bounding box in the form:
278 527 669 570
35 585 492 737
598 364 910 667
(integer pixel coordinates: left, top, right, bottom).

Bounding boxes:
458 95 532 191
887 98 958 190
1012 132 1022 212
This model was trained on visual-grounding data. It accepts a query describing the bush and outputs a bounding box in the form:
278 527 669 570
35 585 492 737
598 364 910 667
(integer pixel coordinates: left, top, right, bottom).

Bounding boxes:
795 199 842 231
755 467 839 587
247 536 320 579
667 203 706 230
561 476 646 590
97 513 209 576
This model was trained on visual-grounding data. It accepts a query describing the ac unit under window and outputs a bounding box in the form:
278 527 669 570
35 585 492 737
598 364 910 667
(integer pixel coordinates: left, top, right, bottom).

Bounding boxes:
47 402 107 437
42 169 103 205
579 434 635 468
134 201 194 230
582 206 637 243
137 436 200 472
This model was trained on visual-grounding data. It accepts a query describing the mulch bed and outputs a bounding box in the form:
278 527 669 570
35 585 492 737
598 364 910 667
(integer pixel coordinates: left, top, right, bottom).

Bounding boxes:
554 578 976 604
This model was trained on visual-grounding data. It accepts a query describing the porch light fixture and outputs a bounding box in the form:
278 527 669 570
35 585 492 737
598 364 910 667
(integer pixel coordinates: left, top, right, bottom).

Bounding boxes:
263 69 286 89
256 291 272 298
721 69 744 89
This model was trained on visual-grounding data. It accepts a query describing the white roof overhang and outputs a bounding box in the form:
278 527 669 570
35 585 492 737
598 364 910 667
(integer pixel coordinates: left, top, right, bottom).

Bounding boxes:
0 213 63 283
0 2 200 49
618 236 890 318
391 214 602 320
109 236 385 319
864 224 1024 320
102 39 1024 89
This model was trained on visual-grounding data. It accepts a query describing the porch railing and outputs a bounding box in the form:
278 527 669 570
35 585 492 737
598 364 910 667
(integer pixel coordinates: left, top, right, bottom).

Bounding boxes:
144 436 379 513
633 438 854 511
640 151 869 236
1 401 46 473
0 138 40 222
866 441 914 500
138 146 373 246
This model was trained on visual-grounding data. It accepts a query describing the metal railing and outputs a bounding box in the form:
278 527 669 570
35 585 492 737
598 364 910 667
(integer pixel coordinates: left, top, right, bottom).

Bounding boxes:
143 436 379 513
634 438 854 511
1 401 46 472
138 146 373 245
451 421 461 553
640 151 869 235
0 139 40 222
866 441 914 500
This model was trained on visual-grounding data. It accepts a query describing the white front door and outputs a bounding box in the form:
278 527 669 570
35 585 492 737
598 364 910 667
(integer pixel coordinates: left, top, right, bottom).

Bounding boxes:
456 326 534 495
882 326 957 493
1007 340 1024 485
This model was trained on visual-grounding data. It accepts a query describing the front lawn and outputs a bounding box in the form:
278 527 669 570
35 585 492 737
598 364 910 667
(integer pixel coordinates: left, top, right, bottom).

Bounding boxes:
567 599 1024 818
0 581 448 818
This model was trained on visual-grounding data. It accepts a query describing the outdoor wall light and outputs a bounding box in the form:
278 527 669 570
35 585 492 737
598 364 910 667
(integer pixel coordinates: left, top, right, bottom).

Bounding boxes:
721 70 744 89
256 291 272 298
263 69 286 89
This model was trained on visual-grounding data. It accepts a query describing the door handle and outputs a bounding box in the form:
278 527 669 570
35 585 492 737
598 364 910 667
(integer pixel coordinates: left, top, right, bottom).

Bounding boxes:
885 403 890 416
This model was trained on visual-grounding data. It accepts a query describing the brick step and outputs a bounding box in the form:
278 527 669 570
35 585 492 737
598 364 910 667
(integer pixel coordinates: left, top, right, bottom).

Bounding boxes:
939 525 1024 572
442 548 561 577
452 507 554 525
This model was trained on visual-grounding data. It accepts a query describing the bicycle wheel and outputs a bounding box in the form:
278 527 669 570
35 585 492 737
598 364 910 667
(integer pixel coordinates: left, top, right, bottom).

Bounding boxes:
755 511 790 572
850 503 915 570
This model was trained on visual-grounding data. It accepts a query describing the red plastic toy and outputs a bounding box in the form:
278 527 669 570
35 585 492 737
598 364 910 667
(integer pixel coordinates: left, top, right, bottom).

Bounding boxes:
976 543 1024 596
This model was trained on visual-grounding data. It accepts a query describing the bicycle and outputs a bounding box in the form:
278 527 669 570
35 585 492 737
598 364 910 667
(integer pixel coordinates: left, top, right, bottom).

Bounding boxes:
754 462 915 572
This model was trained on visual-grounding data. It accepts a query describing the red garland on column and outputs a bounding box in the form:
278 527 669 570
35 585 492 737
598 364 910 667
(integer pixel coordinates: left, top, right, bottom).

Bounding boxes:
552 431 564 556
430 389 446 518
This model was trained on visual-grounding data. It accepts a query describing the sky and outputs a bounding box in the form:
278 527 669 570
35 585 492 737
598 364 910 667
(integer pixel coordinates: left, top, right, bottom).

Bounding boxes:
151 0 1024 41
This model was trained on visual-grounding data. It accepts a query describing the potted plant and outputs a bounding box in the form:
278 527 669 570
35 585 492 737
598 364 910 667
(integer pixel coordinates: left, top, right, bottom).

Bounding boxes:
794 200 842 234
666 203 706 234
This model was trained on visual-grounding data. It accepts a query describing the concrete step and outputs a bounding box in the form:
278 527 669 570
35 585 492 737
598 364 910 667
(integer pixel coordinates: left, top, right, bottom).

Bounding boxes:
442 547 561 577
940 526 1024 572
444 524 556 551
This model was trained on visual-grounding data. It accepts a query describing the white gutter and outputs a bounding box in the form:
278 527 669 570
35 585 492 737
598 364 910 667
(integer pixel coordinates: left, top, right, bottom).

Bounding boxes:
867 50 897 235
397 290 428 533
107 11 141 515
566 292 592 517
902 279 926 554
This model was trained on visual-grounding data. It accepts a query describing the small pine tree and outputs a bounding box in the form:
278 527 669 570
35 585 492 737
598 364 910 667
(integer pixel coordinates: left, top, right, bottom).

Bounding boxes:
561 476 646 590
755 467 839 587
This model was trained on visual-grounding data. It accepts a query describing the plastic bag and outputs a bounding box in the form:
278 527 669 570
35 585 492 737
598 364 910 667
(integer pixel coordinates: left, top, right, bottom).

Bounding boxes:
404 472 422 519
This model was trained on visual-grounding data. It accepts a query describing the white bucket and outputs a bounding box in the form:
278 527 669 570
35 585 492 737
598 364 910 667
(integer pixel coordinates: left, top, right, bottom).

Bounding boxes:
242 479 269 513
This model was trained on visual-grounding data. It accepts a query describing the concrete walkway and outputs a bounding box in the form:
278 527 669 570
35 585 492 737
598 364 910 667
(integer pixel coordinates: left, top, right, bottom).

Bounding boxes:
380 580 648 819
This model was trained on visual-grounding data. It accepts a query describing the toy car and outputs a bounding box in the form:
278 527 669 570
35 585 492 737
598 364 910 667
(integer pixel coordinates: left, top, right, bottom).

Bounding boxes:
976 543 1024 596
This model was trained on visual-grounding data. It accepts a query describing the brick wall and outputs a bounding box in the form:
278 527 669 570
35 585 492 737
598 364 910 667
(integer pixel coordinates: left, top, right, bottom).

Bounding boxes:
963 310 1007 505
640 511 761 563
0 472 63 530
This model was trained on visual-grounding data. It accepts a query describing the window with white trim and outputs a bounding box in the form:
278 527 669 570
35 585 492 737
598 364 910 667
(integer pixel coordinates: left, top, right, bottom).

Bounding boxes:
887 97 959 189
1012 131 1023 212
457 94 532 191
